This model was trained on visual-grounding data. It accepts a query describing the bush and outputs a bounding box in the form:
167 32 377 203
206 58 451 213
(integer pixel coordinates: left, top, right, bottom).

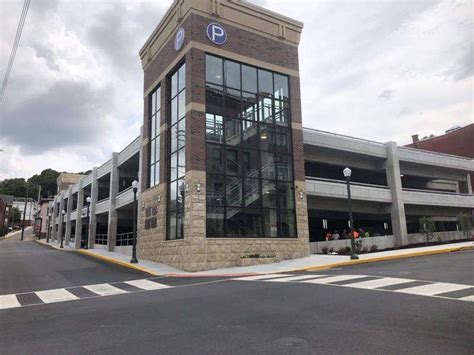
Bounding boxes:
419 216 438 243
321 247 328 254
457 213 472 238
361 247 369 254
370 245 378 253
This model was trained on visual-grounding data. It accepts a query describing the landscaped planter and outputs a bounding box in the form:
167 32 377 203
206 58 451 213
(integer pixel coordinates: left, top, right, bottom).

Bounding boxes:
239 257 275 267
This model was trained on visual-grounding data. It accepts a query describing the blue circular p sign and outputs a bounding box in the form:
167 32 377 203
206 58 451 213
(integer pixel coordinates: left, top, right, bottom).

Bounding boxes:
206 23 227 45
175 28 185 51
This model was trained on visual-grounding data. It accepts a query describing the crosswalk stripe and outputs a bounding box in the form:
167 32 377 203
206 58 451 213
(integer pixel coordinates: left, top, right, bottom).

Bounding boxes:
458 295 474 302
395 282 471 296
0 295 21 309
36 289 79 303
266 275 329 282
344 277 416 289
84 283 128 296
125 279 171 290
233 274 292 281
302 275 368 284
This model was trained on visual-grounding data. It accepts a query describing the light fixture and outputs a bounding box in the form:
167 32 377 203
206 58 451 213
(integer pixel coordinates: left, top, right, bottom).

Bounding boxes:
61 209 66 215
343 167 352 178
261 131 268 140
299 191 304 200
196 183 201 192
185 183 189 193
132 180 139 191
86 196 91 203
158 195 161 203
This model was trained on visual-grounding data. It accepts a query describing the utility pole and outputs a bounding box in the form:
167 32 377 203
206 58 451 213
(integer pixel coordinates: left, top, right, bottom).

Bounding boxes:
21 183 28 241
37 185 41 202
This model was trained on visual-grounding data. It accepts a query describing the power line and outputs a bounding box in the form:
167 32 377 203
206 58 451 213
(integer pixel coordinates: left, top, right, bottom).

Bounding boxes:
0 0 30 103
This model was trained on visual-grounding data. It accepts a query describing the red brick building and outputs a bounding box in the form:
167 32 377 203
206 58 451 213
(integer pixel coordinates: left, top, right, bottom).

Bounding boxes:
406 123 474 189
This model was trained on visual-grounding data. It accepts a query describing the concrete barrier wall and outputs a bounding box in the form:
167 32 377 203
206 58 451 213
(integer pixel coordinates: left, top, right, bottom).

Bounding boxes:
310 231 465 253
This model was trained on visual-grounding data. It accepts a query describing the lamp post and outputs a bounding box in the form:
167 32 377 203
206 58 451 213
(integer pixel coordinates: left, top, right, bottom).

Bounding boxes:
130 180 139 264
60 209 66 248
343 167 359 260
85 196 91 249
21 182 29 241
46 212 51 243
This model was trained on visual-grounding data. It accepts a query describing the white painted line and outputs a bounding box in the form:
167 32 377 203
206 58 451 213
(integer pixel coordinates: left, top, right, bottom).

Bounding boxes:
84 283 128 296
233 274 292 281
125 279 171 290
458 295 474 302
36 289 79 303
344 277 415 290
266 275 329 282
302 275 369 284
396 282 471 296
0 295 21 309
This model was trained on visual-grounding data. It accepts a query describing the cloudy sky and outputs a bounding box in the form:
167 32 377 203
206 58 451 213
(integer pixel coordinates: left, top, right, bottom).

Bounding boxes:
0 0 472 179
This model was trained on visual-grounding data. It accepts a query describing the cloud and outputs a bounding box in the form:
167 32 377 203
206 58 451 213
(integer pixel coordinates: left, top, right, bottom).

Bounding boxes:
0 0 472 179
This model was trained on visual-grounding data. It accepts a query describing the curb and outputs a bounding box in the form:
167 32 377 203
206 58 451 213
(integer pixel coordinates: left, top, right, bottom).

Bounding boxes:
76 249 160 276
288 245 474 273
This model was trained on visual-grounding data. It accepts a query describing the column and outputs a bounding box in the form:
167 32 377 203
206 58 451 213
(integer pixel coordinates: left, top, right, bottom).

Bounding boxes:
65 187 73 246
88 168 98 248
385 141 408 246
74 178 84 249
467 174 473 195
107 153 119 251
57 193 65 244
51 198 58 241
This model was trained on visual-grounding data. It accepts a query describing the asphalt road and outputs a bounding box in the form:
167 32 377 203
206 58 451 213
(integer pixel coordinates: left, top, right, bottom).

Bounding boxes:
1 237 473 354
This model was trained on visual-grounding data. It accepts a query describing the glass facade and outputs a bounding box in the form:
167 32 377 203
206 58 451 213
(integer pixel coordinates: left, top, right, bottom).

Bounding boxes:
167 63 186 240
149 87 161 187
205 54 296 238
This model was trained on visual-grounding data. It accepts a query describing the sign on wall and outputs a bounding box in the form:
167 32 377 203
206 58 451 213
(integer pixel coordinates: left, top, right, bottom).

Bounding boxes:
175 27 185 51
206 22 227 45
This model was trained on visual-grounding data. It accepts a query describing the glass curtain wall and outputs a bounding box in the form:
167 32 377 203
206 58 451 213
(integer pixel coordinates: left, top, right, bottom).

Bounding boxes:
167 63 186 240
205 54 296 238
149 87 161 187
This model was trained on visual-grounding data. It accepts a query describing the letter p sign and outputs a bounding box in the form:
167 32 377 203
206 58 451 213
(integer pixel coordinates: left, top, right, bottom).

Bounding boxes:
206 23 227 45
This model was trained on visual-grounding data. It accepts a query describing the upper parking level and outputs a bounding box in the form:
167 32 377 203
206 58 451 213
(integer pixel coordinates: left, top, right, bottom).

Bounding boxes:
303 128 474 172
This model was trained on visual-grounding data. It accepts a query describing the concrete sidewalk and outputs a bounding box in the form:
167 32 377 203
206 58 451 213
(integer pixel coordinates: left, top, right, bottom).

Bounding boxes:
36 239 474 277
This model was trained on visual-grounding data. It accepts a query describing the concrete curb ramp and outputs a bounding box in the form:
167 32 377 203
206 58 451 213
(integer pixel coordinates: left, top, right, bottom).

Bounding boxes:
35 239 474 277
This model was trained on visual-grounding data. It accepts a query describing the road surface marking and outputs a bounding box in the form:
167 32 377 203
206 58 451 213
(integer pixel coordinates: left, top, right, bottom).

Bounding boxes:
36 289 79 303
344 277 416 289
395 282 471 296
233 274 292 281
84 284 128 296
0 295 21 309
125 279 171 290
302 275 368 284
266 275 329 282
458 295 474 302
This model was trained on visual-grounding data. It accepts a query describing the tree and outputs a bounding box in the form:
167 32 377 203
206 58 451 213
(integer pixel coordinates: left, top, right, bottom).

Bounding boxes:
419 216 438 243
457 213 472 239
0 169 60 199
11 207 21 225
0 178 27 197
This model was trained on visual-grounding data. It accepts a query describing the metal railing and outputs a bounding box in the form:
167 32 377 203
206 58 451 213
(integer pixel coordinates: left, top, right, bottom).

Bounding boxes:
402 187 472 196
95 234 107 245
116 232 134 246
303 127 385 146
306 176 390 189
400 145 474 161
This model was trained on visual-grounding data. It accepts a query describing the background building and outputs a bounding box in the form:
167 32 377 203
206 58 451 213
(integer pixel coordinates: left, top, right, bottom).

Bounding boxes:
407 123 474 190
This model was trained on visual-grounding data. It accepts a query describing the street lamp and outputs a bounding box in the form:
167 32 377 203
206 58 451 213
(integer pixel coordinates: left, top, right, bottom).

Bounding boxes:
46 212 52 243
130 179 139 264
85 196 91 249
343 167 359 260
60 209 66 248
